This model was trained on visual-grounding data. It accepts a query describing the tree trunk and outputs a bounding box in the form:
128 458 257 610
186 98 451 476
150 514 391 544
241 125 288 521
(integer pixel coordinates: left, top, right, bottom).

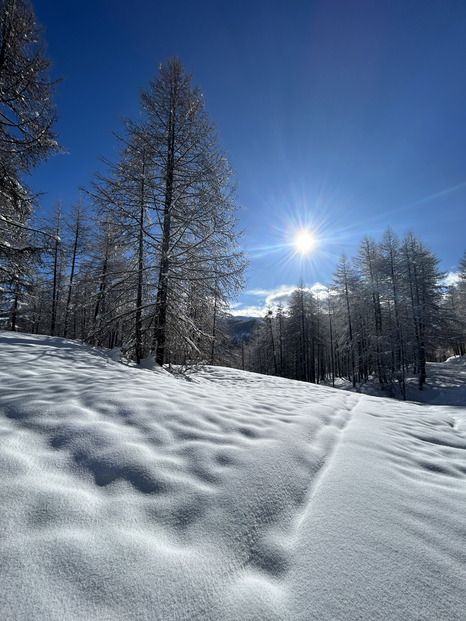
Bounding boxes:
153 90 176 366
135 157 146 364
64 207 81 338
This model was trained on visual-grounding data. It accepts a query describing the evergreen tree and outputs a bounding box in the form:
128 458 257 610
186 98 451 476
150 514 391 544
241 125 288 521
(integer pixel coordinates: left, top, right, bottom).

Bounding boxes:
0 0 59 328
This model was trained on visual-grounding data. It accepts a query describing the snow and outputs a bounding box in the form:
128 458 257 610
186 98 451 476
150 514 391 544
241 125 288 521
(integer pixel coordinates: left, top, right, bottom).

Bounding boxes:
408 357 466 406
324 356 466 406
1 332 465 621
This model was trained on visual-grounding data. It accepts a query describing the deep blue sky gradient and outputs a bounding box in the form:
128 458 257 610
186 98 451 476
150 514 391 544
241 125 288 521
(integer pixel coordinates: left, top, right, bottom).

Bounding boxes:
31 0 466 315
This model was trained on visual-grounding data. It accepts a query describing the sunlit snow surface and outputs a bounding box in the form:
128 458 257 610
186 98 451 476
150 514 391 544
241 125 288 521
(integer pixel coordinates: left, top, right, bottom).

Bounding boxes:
1 332 465 621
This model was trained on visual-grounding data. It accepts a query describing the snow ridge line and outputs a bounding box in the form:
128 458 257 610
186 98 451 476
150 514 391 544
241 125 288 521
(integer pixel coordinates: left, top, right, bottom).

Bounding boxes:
216 392 360 592
291 392 359 539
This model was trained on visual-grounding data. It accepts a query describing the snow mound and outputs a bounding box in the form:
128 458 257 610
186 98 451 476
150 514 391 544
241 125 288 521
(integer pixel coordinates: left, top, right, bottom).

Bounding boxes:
1 332 465 620
407 358 466 406
445 354 466 366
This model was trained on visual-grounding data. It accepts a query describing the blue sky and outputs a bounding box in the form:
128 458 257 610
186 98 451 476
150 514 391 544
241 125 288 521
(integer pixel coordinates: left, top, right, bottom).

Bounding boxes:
32 0 466 316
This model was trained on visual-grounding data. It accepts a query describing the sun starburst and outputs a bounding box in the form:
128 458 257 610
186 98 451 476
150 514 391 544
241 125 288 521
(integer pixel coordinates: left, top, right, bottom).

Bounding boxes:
294 229 316 255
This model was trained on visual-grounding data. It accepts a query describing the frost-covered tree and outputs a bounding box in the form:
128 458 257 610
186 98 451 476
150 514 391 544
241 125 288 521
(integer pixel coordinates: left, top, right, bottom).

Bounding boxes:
90 58 245 365
62 201 91 339
0 0 59 327
357 237 385 384
91 129 157 362
243 229 454 397
332 254 359 386
141 58 245 365
399 232 444 389
441 251 466 357
0 0 58 172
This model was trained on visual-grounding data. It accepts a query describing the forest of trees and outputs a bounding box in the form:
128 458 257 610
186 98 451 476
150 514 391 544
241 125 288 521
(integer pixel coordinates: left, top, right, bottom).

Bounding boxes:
242 235 466 398
0 0 245 366
1 0 465 394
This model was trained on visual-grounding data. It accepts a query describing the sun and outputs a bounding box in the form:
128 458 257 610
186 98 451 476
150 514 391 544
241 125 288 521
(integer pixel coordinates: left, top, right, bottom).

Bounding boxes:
293 229 316 255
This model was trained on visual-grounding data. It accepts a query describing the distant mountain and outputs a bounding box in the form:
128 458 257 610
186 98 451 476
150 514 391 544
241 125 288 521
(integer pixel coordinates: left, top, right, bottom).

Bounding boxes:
224 315 262 345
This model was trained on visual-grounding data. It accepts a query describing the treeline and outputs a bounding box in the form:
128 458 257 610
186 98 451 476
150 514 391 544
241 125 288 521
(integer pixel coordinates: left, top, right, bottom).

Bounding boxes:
242 230 466 398
2 1 465 385
0 1 245 365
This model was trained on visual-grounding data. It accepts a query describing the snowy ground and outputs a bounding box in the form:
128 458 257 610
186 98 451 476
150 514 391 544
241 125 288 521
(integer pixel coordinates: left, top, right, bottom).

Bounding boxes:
1 332 465 621
410 356 466 406
325 355 466 406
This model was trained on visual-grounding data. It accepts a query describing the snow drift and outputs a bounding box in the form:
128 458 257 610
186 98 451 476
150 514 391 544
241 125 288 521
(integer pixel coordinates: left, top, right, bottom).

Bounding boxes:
0 332 465 620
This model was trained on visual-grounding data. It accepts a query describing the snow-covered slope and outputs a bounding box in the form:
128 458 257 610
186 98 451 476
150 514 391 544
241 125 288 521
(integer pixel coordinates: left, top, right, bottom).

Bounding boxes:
1 332 465 621
413 356 466 406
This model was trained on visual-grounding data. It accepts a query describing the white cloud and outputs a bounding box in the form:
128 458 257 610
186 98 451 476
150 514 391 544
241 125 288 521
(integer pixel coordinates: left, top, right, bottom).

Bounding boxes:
228 306 266 318
309 282 329 300
443 271 461 287
242 285 297 310
264 285 297 307
232 282 330 317
245 288 275 297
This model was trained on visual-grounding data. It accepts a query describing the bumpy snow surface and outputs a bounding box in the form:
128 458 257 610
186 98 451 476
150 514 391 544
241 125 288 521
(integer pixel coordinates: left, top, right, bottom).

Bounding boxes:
1 332 465 621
